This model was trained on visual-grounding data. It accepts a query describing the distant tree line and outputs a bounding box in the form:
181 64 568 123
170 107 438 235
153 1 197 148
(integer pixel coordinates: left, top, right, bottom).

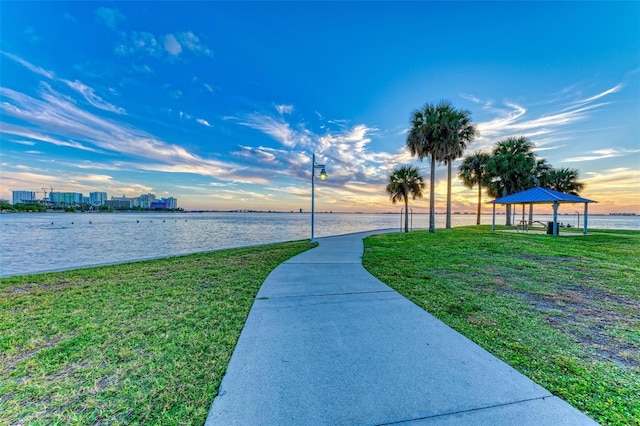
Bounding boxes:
386 100 584 231
0 200 183 213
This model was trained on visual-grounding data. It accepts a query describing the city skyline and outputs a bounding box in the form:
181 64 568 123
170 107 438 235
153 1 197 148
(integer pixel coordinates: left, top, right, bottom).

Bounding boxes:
1 2 639 214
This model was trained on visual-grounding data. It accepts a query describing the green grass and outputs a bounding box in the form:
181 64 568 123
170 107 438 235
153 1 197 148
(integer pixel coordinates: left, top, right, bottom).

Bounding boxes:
0 241 312 425
362 226 640 426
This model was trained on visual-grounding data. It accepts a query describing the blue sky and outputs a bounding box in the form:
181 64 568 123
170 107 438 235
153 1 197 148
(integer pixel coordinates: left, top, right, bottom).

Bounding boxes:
1 1 639 213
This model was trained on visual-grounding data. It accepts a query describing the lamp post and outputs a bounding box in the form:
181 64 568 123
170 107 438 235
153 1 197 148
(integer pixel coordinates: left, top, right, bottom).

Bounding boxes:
310 153 328 243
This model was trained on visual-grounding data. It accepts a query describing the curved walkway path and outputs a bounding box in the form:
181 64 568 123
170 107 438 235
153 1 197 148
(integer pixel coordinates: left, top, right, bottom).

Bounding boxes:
206 231 597 425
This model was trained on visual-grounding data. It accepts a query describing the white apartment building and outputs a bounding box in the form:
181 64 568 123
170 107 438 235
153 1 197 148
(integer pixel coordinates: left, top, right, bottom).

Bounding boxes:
90 192 108 206
49 192 83 206
135 193 156 209
12 190 36 205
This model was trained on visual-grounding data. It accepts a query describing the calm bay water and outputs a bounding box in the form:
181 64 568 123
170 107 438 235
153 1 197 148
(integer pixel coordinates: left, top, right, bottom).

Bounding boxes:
1 211 638 277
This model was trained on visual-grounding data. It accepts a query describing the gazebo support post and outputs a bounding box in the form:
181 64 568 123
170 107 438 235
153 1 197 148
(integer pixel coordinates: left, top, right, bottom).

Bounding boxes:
492 203 496 231
584 202 588 235
552 201 559 236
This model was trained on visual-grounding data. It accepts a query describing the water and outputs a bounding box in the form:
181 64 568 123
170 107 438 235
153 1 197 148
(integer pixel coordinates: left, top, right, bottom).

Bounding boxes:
1 212 637 277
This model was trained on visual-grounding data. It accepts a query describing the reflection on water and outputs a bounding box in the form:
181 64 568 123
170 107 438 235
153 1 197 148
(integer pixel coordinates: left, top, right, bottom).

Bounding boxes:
0 212 637 276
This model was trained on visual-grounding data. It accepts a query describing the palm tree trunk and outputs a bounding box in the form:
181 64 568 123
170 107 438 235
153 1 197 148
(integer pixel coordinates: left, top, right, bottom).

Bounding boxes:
429 156 436 233
404 196 409 233
476 183 482 225
446 160 452 229
503 189 512 226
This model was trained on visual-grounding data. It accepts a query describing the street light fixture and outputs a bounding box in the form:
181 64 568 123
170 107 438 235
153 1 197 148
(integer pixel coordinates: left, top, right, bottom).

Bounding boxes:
311 153 328 243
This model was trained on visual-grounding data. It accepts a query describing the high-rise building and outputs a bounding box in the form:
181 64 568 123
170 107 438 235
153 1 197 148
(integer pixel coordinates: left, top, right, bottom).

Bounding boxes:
135 193 156 209
49 192 83 207
12 190 36 205
90 192 108 206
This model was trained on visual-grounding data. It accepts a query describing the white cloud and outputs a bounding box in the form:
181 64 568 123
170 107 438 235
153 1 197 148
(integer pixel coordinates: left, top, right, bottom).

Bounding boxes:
237 113 305 148
196 118 211 127
471 84 624 152
62 79 125 114
203 83 214 93
132 64 154 74
1 51 55 79
0 85 245 181
275 104 294 114
570 84 624 106
164 34 182 56
2 52 125 115
175 32 212 57
460 93 481 103
562 148 639 163
0 120 103 153
9 139 36 146
95 7 125 30
115 31 160 57
115 30 211 60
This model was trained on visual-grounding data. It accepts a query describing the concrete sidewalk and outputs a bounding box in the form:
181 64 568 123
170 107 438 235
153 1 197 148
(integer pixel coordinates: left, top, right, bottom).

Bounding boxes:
205 231 597 425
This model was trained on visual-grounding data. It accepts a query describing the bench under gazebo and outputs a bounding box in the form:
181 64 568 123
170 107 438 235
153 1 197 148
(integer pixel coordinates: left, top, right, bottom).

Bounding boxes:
489 187 597 235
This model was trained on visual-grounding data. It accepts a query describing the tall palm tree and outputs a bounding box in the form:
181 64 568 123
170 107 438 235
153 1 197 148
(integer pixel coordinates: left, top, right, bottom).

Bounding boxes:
458 151 490 225
544 167 585 195
406 100 452 233
386 165 426 233
443 107 477 228
485 136 536 226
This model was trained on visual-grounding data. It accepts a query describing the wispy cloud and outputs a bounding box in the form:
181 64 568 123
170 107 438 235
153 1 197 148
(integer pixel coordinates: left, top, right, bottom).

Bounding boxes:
0 120 104 153
2 52 124 114
8 139 36 146
95 7 125 30
275 104 294 114
563 148 639 163
236 113 305 148
196 118 211 127
115 30 212 60
569 84 624 106
1 51 55 79
62 79 126 114
471 84 624 151
0 82 248 182
236 110 412 187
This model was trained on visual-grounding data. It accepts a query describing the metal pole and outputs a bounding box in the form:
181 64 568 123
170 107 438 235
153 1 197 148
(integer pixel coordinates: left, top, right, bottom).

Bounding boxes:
410 208 413 231
311 153 316 243
400 207 404 232
584 203 588 235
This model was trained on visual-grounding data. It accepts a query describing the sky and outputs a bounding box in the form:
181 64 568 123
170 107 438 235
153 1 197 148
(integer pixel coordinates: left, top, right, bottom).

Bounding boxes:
1 1 639 214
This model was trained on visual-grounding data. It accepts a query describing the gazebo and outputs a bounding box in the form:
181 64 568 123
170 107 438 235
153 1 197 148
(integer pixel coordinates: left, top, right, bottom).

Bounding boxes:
488 187 597 235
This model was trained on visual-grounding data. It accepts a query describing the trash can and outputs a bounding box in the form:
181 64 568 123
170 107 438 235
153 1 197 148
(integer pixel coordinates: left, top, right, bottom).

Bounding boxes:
547 221 555 235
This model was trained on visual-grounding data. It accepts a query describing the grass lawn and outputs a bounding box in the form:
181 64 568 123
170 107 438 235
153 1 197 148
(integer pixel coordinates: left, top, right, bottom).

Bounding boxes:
0 241 311 425
362 226 639 426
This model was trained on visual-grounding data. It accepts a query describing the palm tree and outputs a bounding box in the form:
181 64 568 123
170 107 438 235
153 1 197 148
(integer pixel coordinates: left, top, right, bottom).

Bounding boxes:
443 107 477 228
406 100 452 233
458 151 491 225
544 167 585 195
386 165 426 233
485 136 536 226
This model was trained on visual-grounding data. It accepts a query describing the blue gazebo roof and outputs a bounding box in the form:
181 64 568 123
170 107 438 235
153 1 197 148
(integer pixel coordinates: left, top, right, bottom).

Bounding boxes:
489 187 596 205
